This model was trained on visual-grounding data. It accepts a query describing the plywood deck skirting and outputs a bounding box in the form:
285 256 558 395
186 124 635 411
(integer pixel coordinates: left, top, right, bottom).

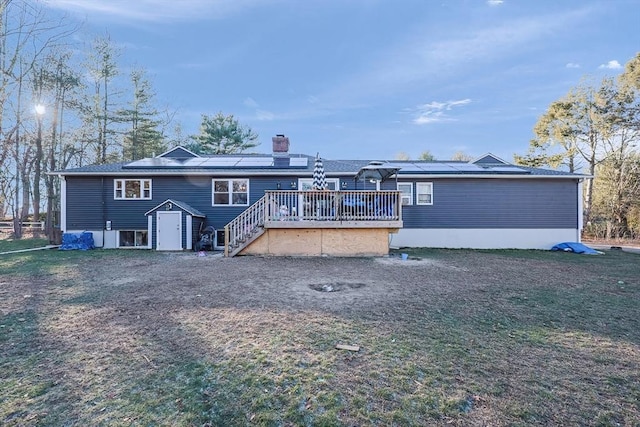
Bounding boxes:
240 227 398 256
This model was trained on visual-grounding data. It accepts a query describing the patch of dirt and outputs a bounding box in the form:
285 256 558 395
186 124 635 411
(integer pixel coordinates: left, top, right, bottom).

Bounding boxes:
2 250 639 426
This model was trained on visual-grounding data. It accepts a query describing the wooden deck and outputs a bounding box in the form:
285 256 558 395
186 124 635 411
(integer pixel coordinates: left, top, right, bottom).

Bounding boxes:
225 190 403 256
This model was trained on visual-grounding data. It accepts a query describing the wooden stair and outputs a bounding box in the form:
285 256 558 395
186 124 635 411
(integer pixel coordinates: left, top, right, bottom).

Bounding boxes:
224 196 268 257
227 226 265 257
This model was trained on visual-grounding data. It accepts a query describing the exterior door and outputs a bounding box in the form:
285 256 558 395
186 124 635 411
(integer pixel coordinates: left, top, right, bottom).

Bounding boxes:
297 178 339 218
156 211 182 250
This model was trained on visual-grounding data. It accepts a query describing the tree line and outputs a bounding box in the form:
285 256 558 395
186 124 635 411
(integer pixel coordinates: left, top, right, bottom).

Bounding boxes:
0 1 258 239
515 53 640 240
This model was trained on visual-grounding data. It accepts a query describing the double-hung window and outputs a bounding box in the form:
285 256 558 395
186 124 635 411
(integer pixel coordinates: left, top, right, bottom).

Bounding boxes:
114 179 152 200
397 183 413 205
416 182 433 205
212 179 249 206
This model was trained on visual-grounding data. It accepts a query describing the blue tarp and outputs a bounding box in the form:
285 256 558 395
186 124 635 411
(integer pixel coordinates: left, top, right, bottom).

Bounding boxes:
551 242 600 254
59 232 95 251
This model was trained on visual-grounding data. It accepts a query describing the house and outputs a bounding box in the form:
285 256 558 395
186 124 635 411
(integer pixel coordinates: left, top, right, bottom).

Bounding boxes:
55 135 587 256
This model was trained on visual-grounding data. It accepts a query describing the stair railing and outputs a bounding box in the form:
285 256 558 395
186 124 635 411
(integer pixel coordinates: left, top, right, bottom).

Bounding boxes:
224 195 267 256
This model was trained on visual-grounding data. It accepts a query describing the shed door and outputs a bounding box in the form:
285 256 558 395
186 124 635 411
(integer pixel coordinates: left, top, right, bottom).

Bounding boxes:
157 211 182 251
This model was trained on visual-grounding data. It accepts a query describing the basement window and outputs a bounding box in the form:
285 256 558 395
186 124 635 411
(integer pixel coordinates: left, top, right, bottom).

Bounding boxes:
118 230 148 248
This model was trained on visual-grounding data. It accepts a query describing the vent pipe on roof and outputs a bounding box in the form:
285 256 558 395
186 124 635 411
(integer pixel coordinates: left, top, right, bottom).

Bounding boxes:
272 134 290 156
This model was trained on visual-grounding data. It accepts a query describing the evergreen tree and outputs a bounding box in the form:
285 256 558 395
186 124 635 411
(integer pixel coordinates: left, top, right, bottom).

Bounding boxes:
188 112 258 154
117 68 166 160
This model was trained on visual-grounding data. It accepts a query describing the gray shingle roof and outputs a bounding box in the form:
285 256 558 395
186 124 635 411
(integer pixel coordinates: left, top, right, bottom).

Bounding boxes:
55 153 586 178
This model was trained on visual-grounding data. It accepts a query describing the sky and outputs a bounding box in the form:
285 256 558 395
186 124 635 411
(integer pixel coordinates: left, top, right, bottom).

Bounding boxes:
44 0 640 161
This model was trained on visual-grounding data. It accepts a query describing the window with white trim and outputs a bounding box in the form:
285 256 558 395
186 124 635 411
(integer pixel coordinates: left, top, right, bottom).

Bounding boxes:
212 179 249 206
118 230 148 247
416 182 433 205
114 179 152 200
397 183 413 205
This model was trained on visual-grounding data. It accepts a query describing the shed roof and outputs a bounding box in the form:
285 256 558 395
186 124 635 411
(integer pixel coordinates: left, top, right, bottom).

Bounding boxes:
145 199 206 217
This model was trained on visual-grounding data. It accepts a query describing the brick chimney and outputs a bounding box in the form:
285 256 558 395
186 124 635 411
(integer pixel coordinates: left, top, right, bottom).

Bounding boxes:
272 134 290 156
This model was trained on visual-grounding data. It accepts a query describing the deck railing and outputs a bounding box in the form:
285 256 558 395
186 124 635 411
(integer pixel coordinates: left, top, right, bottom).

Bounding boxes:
264 190 402 222
224 190 402 256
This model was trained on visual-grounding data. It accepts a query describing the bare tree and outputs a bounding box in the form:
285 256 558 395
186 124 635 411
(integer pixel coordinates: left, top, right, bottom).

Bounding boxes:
0 0 77 237
85 34 120 164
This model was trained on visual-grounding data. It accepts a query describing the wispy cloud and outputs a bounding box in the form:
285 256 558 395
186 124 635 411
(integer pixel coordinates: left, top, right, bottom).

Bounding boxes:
241 97 278 121
487 0 504 6
565 62 580 68
255 110 276 121
323 6 594 109
45 0 266 22
243 97 259 108
598 60 622 69
411 99 471 125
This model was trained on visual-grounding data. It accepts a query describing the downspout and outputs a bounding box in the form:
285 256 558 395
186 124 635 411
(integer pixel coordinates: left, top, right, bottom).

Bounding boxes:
59 174 66 232
577 179 584 242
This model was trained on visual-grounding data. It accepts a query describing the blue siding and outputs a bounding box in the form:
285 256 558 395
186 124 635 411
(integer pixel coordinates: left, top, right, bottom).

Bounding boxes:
400 179 578 229
66 177 111 229
65 176 579 243
66 175 350 233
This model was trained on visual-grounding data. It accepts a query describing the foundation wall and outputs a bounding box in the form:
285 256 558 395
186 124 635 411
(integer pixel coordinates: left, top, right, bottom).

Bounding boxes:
241 228 392 256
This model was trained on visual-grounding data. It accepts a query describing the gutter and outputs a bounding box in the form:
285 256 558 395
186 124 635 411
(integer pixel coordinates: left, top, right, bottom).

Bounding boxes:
53 171 590 179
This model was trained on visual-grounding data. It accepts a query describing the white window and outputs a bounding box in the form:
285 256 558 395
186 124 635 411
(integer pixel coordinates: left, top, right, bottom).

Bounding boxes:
416 182 433 205
213 179 249 206
118 230 148 248
114 179 152 200
397 183 413 205
298 178 339 191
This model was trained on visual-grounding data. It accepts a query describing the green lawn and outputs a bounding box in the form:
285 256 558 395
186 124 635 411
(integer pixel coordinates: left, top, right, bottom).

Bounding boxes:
0 237 49 253
1 241 639 426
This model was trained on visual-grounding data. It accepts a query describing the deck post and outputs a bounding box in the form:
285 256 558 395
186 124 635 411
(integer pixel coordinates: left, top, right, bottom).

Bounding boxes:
224 224 229 257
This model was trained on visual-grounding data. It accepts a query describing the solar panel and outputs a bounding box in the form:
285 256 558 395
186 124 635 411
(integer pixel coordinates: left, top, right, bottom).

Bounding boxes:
235 157 275 167
449 163 486 172
182 158 209 167
123 158 183 168
418 163 459 172
490 166 529 173
289 157 309 167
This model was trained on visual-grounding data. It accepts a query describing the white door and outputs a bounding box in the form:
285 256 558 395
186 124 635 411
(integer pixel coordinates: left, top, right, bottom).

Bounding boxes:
157 211 182 250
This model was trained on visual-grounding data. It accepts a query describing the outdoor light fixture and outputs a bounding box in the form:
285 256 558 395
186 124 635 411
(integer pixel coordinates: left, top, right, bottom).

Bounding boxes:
341 181 348 189
276 182 281 190
290 181 297 189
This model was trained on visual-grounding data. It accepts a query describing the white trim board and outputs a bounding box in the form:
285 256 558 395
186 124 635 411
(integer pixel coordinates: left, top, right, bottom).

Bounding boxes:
60 176 67 232
147 216 153 249
390 228 580 250
186 215 192 250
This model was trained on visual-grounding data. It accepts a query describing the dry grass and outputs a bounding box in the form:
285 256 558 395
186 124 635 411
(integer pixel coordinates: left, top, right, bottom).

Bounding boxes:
1 246 639 426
